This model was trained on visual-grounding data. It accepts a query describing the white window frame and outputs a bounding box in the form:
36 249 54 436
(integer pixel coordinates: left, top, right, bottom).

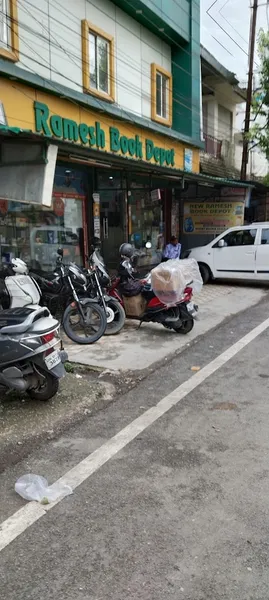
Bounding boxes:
156 71 169 119
89 31 110 95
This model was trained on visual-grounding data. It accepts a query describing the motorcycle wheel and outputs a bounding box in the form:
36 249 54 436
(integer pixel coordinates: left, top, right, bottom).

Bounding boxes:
27 372 59 401
104 298 125 335
173 317 194 334
63 301 106 344
163 317 194 334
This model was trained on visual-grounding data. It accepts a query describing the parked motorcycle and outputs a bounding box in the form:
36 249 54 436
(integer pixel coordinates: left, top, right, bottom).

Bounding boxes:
30 249 124 337
86 246 125 335
29 250 107 345
0 265 67 400
91 241 198 334
0 255 107 345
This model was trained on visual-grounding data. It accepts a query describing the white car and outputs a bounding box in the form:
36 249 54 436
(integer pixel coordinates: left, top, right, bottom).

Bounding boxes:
185 222 269 283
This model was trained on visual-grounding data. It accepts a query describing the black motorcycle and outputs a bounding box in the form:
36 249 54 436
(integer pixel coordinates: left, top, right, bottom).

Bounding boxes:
31 250 107 345
35 247 125 336
85 249 125 335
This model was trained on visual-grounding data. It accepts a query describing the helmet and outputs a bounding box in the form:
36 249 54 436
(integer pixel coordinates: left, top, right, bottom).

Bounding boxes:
119 243 134 258
12 258 28 274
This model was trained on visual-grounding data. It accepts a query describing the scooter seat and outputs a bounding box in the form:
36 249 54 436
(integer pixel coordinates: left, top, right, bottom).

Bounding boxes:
0 306 50 334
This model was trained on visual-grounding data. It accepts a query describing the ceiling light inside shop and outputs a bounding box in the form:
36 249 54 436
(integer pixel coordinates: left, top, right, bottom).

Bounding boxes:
68 154 112 168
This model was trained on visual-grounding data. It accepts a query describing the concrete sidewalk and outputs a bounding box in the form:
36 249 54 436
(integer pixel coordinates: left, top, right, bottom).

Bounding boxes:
64 283 267 372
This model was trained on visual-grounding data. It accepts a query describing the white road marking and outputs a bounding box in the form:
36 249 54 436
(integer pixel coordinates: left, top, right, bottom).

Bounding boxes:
1 316 269 552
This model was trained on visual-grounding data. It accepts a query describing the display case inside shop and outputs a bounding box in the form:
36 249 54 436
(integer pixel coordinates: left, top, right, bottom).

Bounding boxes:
0 197 85 271
128 190 164 269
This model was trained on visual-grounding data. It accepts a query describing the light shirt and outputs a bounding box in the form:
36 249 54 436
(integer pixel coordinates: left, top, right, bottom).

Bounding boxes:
163 243 181 259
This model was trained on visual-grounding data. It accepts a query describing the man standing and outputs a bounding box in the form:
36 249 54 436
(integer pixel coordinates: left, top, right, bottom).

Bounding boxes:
162 236 181 261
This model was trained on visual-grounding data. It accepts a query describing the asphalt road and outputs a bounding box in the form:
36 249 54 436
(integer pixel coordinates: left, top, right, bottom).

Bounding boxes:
1 297 269 599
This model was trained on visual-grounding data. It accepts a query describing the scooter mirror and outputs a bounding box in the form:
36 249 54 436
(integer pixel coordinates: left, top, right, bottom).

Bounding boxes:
57 247 64 257
145 241 152 249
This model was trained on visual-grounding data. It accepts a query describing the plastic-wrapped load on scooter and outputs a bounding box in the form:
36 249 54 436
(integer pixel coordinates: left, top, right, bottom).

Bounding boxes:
151 258 202 305
151 260 187 305
177 258 203 294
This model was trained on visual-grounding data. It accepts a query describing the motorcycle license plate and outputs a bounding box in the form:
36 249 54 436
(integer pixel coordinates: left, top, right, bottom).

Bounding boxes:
44 350 61 370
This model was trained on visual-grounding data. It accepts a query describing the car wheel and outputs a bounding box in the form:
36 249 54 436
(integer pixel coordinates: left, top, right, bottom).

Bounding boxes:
199 264 211 284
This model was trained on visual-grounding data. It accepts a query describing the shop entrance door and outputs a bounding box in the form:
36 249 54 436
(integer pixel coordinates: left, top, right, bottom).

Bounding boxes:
99 190 126 271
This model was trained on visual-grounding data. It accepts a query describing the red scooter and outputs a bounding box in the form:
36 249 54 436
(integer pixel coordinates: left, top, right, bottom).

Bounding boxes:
90 242 198 334
108 270 197 334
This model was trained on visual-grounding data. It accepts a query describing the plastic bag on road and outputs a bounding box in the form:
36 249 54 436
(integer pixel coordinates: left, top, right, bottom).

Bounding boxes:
15 474 73 503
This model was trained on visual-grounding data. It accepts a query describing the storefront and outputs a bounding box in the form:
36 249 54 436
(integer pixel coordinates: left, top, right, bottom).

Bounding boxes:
179 181 252 253
0 165 88 270
0 76 204 271
94 170 175 270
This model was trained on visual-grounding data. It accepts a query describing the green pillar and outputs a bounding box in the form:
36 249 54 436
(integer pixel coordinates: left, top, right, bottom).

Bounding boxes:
172 0 201 143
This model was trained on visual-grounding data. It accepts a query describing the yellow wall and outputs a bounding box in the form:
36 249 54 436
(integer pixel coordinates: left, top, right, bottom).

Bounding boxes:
0 78 200 173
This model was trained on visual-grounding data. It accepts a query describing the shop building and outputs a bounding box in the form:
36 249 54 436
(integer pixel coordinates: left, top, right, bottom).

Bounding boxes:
0 0 204 271
179 46 253 253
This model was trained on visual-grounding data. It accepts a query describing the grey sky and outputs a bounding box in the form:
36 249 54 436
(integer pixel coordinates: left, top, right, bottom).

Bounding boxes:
200 0 268 82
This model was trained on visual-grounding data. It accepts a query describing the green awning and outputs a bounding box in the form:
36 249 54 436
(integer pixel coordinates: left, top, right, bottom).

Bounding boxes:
180 170 252 188
0 124 32 134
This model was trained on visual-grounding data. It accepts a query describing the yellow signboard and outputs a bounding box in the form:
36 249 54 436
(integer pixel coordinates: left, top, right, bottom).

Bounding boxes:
0 78 200 172
183 202 245 234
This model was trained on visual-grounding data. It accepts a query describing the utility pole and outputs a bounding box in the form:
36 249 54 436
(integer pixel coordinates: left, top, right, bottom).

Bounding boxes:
241 0 259 180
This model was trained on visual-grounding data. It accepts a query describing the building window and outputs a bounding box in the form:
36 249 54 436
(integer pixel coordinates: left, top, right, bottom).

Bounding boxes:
89 32 109 94
82 20 115 102
156 72 168 118
0 0 19 62
151 64 172 127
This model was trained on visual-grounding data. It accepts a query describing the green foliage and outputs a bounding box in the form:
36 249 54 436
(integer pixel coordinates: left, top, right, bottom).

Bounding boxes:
64 362 75 374
249 30 269 158
263 172 269 186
